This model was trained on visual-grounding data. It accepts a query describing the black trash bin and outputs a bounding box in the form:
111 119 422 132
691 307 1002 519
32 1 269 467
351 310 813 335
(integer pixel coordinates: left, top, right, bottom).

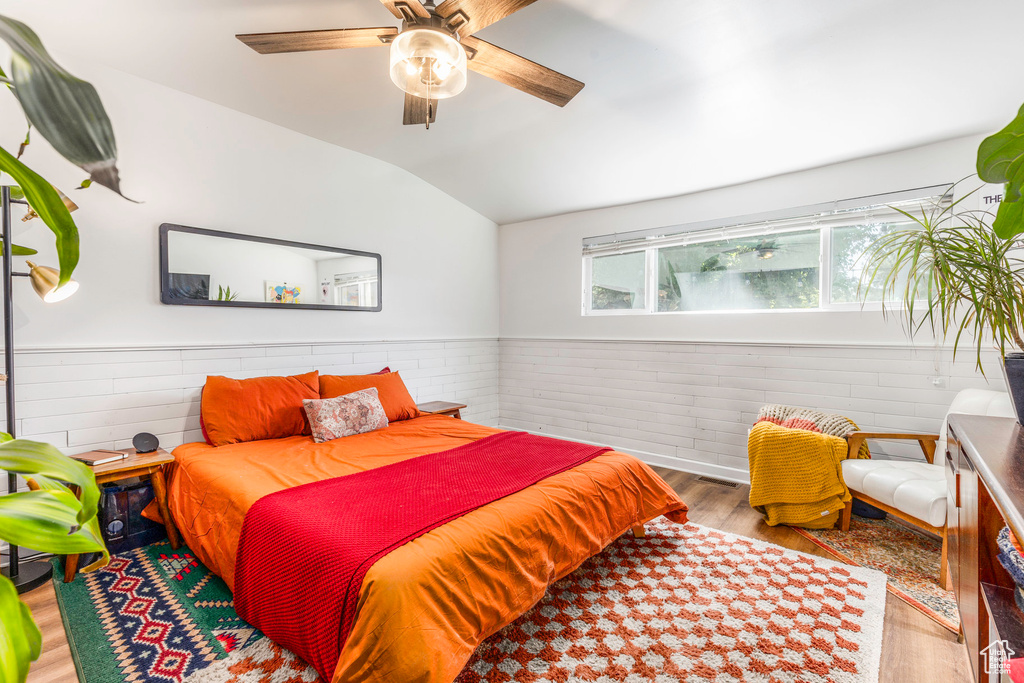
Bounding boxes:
98 480 168 554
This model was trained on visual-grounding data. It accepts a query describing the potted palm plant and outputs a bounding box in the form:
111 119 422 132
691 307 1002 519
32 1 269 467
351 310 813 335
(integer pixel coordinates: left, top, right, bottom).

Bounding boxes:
861 103 1024 423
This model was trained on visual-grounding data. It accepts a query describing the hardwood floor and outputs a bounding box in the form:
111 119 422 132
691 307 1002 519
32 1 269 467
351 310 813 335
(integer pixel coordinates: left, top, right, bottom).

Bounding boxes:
24 468 972 682
23 577 76 683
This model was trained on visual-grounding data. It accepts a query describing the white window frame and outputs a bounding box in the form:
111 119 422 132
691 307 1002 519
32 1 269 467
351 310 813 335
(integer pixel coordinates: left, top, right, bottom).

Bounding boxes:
582 185 950 317
581 248 655 316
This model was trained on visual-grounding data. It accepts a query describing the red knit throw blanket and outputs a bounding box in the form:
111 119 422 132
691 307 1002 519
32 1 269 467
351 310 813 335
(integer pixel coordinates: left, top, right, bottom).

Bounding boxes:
233 431 611 680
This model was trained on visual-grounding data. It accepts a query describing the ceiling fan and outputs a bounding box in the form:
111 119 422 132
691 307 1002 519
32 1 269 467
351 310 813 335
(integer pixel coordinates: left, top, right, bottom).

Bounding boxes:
236 0 585 128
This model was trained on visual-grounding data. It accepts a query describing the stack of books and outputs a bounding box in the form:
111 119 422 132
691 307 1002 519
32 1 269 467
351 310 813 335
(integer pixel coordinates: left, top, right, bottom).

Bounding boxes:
71 449 128 467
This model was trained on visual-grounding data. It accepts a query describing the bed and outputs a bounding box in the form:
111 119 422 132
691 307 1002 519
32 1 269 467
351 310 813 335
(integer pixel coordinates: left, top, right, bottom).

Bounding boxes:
166 413 688 683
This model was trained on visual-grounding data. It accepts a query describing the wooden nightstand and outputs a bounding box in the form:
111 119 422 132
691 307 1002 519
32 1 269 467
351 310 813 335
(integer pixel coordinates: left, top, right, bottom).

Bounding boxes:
64 447 180 582
417 401 467 419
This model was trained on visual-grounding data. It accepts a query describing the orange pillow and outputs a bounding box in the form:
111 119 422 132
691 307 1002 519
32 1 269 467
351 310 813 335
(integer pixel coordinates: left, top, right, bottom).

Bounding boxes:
318 371 421 423
201 371 320 446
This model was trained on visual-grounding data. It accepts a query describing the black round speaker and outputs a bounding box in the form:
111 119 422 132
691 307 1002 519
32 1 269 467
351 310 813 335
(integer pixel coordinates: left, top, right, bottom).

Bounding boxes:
132 432 159 454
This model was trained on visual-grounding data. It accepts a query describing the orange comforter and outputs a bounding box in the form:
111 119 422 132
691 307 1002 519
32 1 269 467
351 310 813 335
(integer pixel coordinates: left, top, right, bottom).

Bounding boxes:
166 415 688 683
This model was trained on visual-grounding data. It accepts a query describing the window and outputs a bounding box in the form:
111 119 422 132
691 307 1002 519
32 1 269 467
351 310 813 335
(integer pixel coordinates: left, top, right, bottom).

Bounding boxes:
657 229 820 312
829 220 916 304
590 252 646 311
582 185 949 315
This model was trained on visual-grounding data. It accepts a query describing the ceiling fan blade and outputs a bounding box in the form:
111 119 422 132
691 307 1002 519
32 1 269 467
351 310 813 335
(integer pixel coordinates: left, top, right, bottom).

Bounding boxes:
378 0 431 20
437 0 538 37
236 27 399 54
460 36 584 107
403 93 438 126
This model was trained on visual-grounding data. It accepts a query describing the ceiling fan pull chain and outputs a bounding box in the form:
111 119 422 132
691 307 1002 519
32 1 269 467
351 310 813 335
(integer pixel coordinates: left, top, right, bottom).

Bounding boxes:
426 78 432 130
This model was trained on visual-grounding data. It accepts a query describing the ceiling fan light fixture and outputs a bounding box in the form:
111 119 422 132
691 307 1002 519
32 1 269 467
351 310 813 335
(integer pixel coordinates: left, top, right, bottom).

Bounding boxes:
389 27 467 100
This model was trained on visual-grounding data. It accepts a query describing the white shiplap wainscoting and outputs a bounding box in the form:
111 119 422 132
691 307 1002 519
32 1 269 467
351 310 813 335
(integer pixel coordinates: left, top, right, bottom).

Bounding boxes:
498 338 1006 483
1 338 498 487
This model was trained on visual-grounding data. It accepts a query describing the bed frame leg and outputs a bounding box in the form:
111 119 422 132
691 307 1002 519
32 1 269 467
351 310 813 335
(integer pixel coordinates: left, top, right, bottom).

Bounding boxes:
631 524 646 539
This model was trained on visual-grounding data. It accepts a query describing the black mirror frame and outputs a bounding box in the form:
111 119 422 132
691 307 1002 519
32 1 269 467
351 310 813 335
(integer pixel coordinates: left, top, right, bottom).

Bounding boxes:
159 223 383 312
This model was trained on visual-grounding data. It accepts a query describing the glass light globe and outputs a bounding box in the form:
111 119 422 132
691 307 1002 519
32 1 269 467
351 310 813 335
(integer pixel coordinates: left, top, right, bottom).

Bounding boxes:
389 28 467 100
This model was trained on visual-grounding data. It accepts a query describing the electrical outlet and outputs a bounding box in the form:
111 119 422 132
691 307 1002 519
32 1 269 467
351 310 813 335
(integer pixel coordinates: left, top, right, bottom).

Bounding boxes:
929 376 947 388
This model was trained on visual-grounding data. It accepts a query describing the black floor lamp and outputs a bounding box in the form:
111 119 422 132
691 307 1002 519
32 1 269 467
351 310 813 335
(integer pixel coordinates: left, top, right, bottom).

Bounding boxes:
0 185 80 593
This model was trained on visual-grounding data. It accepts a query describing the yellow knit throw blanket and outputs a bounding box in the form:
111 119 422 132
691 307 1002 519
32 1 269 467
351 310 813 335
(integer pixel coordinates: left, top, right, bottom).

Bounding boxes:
747 421 851 529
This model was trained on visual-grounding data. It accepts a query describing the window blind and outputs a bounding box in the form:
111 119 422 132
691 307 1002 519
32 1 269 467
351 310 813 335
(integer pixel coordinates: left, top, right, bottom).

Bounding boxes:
582 184 953 258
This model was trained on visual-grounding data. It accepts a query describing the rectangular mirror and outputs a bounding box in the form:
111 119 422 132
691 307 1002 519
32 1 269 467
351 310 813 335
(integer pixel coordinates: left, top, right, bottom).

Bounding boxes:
160 224 382 311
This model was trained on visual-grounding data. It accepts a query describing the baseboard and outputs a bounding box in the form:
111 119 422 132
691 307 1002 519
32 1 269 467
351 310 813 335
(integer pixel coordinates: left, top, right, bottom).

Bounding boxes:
634 450 751 485
497 424 751 485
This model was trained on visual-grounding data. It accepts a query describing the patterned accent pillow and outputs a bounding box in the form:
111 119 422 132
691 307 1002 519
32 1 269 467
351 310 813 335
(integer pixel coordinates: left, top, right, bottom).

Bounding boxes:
303 388 389 443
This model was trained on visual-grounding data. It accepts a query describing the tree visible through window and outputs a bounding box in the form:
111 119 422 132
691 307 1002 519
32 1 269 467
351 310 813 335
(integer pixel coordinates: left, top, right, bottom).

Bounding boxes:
657 229 820 312
830 221 915 304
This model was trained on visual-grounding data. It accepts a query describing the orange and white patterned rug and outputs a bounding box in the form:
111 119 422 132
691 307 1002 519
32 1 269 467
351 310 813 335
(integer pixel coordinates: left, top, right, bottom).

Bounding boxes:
181 522 886 683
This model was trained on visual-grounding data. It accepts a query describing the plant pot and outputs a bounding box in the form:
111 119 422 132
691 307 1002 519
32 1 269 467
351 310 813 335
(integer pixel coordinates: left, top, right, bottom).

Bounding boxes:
1003 353 1024 425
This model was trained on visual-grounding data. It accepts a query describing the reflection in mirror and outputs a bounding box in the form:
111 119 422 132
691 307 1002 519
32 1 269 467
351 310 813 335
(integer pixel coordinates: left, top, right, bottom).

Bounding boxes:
160 224 381 311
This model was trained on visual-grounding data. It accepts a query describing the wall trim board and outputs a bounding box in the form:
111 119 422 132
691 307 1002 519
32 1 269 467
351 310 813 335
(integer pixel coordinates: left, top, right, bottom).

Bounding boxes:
2 337 501 355
500 337 964 353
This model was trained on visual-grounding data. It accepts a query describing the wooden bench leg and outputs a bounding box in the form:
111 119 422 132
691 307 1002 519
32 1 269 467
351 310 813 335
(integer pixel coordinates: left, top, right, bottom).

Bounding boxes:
631 524 645 539
63 482 81 582
63 553 80 583
840 499 853 532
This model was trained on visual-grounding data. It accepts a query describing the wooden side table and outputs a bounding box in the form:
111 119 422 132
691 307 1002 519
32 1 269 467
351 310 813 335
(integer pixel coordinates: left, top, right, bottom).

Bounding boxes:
64 448 180 582
417 401 467 419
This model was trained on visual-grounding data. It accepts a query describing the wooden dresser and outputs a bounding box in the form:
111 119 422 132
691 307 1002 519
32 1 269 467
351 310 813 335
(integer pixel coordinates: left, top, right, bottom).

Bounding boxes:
947 414 1024 681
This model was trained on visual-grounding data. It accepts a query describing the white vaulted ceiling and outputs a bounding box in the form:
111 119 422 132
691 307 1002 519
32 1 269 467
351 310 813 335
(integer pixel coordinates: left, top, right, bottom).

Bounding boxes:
7 0 1024 224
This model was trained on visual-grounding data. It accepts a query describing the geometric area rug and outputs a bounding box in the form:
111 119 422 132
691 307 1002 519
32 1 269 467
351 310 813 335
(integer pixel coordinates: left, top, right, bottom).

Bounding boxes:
51 522 887 683
791 516 959 634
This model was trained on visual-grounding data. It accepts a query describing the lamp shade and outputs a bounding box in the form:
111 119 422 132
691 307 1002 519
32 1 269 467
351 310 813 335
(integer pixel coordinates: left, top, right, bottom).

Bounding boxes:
389 28 467 100
26 261 79 303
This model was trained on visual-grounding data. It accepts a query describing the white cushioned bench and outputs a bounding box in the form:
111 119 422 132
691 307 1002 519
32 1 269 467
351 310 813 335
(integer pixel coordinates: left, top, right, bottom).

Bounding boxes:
839 389 1014 590
841 459 947 528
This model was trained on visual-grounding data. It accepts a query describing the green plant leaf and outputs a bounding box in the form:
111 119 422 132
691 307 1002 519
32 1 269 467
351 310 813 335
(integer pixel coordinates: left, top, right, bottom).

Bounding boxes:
993 193 1024 240
978 103 1024 198
0 15 123 196
858 189 1024 370
0 490 108 567
0 147 78 285
978 103 1024 238
0 575 41 683
0 438 99 528
0 241 37 256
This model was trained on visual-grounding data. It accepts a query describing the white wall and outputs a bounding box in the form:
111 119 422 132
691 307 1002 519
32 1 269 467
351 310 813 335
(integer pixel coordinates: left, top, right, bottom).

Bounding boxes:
498 136 1010 479
0 59 498 347
499 135 982 344
0 57 499 509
